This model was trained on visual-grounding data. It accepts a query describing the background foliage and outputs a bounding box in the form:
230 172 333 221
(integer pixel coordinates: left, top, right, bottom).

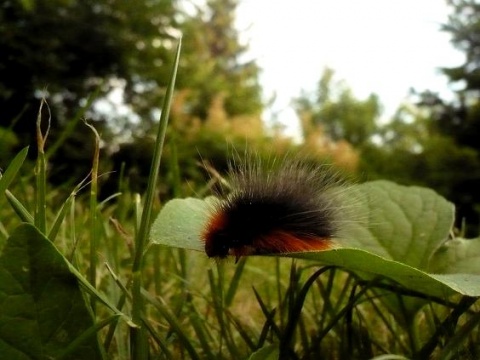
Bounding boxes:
0 0 479 246
1 0 480 232
3 0 478 233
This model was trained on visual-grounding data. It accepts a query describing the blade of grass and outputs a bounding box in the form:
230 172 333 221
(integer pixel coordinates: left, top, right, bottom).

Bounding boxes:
133 193 141 238
397 293 418 353
49 174 90 242
48 193 74 243
309 278 373 348
187 303 216 359
103 293 127 352
170 248 188 317
65 260 135 326
209 265 243 358
274 258 284 328
34 98 49 234
5 189 34 223
345 282 362 357
257 308 277 348
0 146 29 195
225 256 247 306
415 296 478 359
298 315 310 355
132 37 182 270
105 262 133 301
142 289 201 360
225 308 257 351
252 286 281 339
356 279 459 308
279 266 333 359
56 315 121 360
141 315 175 359
68 193 79 262
131 38 181 360
316 268 337 329
333 272 355 314
84 120 101 313
0 222 8 240
366 290 409 353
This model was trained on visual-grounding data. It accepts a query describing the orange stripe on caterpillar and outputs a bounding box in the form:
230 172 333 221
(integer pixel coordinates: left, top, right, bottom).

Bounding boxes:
230 231 333 256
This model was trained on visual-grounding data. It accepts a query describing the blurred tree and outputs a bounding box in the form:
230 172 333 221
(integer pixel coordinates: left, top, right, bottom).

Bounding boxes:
442 0 480 92
1 0 267 188
176 0 263 122
0 0 177 140
407 0 480 154
361 99 480 235
294 59 480 234
294 68 381 148
407 0 480 234
291 68 380 173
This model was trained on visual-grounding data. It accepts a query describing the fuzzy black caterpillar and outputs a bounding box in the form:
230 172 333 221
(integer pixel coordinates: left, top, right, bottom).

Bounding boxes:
202 157 348 261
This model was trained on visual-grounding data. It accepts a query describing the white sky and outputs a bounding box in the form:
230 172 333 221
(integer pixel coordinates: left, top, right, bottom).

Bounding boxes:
236 0 465 137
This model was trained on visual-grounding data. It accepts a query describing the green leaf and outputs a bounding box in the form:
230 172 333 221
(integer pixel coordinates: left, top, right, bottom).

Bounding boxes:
150 196 218 252
337 180 454 270
429 237 480 274
289 249 480 297
150 181 480 297
0 223 103 360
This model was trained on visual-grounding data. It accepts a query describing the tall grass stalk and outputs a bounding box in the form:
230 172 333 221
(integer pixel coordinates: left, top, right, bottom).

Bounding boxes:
130 38 182 359
34 98 49 234
84 120 101 312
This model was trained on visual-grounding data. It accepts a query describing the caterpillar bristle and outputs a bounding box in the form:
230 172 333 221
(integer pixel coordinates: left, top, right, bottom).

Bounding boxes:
202 156 352 260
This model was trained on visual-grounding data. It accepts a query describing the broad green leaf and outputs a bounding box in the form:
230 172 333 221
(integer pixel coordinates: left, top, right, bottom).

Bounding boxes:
150 181 480 297
332 181 459 319
0 223 103 360
337 180 454 270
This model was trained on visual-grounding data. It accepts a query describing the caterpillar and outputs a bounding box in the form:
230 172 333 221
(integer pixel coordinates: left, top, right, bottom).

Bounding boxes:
201 157 349 261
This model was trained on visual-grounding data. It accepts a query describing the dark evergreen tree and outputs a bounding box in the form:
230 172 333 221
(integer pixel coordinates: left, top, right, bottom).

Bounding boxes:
0 0 177 152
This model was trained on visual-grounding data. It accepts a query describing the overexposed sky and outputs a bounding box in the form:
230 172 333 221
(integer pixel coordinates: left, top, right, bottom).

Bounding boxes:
236 0 464 136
